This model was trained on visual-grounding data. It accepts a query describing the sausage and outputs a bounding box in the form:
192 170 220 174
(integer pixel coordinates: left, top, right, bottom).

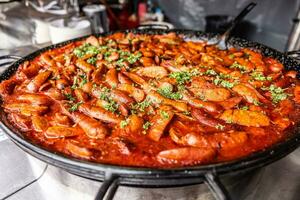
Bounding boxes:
4 103 48 117
148 91 188 112
76 59 96 74
137 66 168 79
17 94 52 105
118 83 145 102
45 126 79 138
79 103 123 124
66 141 92 159
105 68 119 88
191 108 233 131
157 147 216 165
73 112 108 139
147 108 174 141
27 71 52 92
219 109 270 127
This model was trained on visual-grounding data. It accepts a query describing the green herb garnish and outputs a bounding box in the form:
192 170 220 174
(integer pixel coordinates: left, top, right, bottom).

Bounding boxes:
143 121 152 130
116 58 125 67
157 85 183 100
73 43 100 58
183 110 191 116
71 76 78 89
160 110 170 119
96 86 119 113
230 62 247 72
104 99 119 113
266 84 288 104
87 57 97 65
51 75 61 80
213 76 237 88
65 93 75 101
228 54 235 59
253 100 262 106
240 106 249 110
120 119 129 129
127 52 142 64
215 124 225 130
131 98 152 113
79 74 88 87
169 69 199 85
251 71 272 81
99 87 111 101
69 101 83 112
205 69 218 76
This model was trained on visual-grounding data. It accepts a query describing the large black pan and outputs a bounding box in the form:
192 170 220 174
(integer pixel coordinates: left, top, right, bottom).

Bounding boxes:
1 29 300 200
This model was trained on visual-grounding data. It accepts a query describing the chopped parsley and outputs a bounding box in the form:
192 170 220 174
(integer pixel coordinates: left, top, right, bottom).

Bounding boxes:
228 54 235 59
73 43 100 58
215 124 225 130
253 100 262 106
240 106 249 110
99 87 111 101
183 110 191 116
119 50 131 57
157 85 183 100
120 119 129 129
251 71 272 81
143 121 152 130
71 76 78 89
104 51 113 61
96 86 119 113
213 76 237 88
198 94 207 101
230 62 247 72
160 110 170 119
263 84 289 104
51 75 61 80
169 69 199 85
131 98 152 113
71 74 87 89
79 74 88 87
87 57 97 65
116 58 125 67
104 49 142 67
65 93 75 101
103 99 118 113
205 69 218 76
69 101 83 112
127 52 142 64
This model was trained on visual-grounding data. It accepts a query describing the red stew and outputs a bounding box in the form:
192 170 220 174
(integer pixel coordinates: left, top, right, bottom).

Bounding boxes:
1 32 300 168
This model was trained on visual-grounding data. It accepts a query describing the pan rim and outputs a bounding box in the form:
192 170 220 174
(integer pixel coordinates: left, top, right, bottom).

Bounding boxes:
1 28 300 177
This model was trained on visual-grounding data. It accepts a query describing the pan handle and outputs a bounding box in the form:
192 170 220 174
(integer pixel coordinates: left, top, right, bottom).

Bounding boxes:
285 50 300 63
204 173 231 200
95 172 119 200
0 55 21 67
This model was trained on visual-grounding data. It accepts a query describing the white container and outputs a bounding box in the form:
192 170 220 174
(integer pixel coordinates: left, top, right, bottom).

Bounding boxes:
49 19 91 44
33 19 51 44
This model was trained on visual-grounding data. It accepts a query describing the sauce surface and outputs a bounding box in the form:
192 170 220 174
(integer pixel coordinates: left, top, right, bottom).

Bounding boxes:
1 32 300 168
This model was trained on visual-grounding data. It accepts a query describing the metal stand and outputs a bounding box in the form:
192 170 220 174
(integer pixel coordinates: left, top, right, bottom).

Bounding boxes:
94 172 230 200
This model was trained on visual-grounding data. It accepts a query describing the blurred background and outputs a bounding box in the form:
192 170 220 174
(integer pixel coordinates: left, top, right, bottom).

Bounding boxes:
0 0 300 53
